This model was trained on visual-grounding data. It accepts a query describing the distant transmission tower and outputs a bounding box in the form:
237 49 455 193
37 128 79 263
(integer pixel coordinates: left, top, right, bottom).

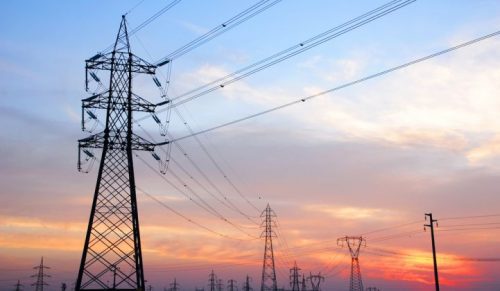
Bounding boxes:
260 204 278 291
31 257 50 291
242 275 253 291
14 280 23 291
338 236 366 291
366 287 381 291
76 15 159 290
308 273 324 291
289 261 300 291
209 270 217 291
217 278 224 291
168 278 180 291
228 279 238 291
301 275 307 291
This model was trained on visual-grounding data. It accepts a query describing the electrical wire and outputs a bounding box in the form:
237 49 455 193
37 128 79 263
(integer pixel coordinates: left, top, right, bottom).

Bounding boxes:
155 0 282 64
136 185 257 241
151 29 500 143
165 0 415 106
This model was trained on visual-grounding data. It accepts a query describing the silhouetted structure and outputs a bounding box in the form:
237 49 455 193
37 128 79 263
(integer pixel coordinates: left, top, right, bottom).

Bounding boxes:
366 287 381 291
14 280 23 291
76 15 158 291
31 257 50 291
228 279 237 291
289 261 301 291
425 213 440 291
167 278 180 291
260 204 278 291
301 275 307 291
338 236 365 291
209 270 217 291
242 275 253 291
217 278 225 291
61 283 67 291
308 273 324 291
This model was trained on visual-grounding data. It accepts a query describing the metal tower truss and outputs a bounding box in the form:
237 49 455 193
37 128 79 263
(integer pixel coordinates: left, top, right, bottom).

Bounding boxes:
260 204 278 291
75 15 167 291
338 236 366 291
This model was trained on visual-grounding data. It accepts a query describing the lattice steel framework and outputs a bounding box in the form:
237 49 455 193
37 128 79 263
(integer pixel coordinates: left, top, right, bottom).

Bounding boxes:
76 16 156 291
338 236 366 291
260 204 277 291
31 257 50 291
289 261 300 291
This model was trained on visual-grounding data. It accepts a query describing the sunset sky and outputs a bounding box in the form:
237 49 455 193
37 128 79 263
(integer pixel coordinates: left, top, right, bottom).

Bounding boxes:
1 0 500 290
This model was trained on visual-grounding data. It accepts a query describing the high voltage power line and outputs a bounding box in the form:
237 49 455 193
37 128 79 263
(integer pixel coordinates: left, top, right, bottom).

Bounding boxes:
140 0 416 120
159 29 500 143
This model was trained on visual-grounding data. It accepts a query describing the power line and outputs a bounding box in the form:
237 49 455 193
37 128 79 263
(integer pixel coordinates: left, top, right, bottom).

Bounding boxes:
155 0 282 65
136 185 258 241
102 0 183 53
155 29 500 143
165 0 415 106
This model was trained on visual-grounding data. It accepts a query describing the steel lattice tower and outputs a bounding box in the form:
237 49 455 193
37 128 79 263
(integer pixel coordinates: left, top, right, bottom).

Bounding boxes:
260 204 277 291
31 257 50 291
338 236 366 291
289 261 300 291
76 16 157 290
243 275 253 291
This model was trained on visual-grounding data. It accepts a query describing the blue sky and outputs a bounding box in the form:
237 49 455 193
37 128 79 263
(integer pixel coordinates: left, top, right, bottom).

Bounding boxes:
1 0 500 290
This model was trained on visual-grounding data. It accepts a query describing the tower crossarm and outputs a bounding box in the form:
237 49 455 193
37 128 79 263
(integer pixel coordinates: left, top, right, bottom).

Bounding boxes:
82 91 158 113
85 52 156 74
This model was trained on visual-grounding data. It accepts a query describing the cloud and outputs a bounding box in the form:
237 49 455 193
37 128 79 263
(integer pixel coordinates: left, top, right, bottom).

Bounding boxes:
304 204 397 221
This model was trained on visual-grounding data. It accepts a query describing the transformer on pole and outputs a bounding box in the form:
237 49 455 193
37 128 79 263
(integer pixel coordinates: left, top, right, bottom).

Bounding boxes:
260 204 278 291
338 236 366 291
75 15 158 290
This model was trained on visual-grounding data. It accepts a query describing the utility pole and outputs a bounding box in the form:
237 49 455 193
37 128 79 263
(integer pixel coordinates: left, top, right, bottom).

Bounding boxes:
425 213 440 291
289 261 300 291
242 275 253 291
209 270 217 291
228 279 237 291
261 204 278 291
338 236 365 291
31 257 50 291
308 273 324 291
14 280 23 291
75 15 159 291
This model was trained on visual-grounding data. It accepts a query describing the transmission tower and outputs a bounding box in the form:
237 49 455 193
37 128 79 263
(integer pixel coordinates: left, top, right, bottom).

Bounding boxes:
228 279 238 291
301 275 307 291
366 287 381 291
168 278 180 291
61 283 67 291
308 273 324 291
75 15 160 291
289 261 301 291
338 236 366 291
242 275 253 291
260 204 278 291
208 270 217 291
217 278 224 291
31 257 50 291
14 280 23 291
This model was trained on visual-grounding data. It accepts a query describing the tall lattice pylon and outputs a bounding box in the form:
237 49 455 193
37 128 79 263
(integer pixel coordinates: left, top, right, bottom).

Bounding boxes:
289 261 300 291
260 204 278 291
76 15 157 290
31 257 50 291
337 236 366 291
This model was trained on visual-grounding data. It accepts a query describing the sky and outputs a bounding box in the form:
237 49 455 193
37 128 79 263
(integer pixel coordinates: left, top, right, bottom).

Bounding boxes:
1 0 500 290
